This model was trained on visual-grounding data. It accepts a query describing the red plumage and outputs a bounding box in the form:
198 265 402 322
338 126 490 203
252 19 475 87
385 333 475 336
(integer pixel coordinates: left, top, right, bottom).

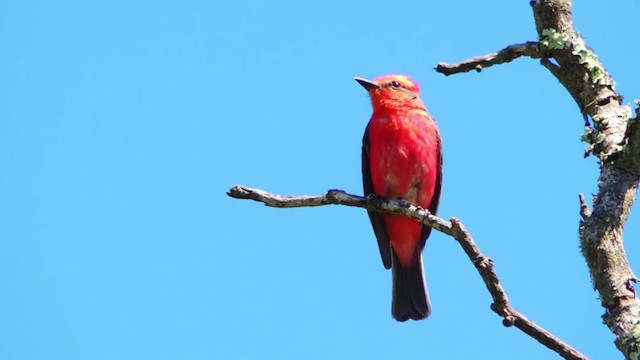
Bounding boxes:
357 74 442 321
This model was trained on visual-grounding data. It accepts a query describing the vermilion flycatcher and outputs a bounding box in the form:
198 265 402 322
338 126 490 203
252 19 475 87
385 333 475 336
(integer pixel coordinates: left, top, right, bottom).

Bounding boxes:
356 74 442 321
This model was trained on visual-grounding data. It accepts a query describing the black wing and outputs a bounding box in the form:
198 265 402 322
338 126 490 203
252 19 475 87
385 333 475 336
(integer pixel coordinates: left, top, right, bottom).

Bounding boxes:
420 133 443 246
362 124 393 269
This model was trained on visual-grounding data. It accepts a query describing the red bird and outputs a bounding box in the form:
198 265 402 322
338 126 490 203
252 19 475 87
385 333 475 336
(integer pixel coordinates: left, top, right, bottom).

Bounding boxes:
356 74 442 321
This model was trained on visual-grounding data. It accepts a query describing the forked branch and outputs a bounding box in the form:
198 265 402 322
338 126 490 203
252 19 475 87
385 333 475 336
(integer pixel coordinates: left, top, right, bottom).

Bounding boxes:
435 1 640 358
227 185 588 360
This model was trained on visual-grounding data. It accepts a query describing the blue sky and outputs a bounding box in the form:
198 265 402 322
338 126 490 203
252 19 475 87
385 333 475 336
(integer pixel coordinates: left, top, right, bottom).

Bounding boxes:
2 0 639 359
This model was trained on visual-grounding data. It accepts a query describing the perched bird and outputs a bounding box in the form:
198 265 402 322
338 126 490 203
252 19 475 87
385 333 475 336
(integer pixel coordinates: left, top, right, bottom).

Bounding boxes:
356 74 442 321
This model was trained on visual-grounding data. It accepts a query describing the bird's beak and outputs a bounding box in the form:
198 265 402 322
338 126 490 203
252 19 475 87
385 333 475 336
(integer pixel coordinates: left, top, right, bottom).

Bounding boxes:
354 77 380 91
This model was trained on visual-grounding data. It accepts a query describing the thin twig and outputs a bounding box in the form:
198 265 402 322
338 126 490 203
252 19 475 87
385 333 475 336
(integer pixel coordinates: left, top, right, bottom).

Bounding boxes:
435 42 544 76
227 185 589 360
578 193 591 220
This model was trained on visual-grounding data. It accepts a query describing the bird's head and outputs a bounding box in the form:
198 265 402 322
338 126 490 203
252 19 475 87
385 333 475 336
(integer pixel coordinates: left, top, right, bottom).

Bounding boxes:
355 74 425 113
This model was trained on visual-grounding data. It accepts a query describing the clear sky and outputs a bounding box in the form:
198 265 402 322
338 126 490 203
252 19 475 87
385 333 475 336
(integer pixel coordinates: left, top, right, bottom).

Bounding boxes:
2 1 639 359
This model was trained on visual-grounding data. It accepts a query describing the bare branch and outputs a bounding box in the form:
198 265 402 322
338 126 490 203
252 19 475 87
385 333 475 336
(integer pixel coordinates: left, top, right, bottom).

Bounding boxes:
435 42 543 76
531 1 640 357
226 185 332 207
432 1 640 356
227 185 589 360
540 57 563 80
578 193 591 220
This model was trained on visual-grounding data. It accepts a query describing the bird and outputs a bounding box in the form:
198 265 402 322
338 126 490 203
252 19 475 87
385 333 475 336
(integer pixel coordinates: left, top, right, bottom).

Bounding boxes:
356 74 442 321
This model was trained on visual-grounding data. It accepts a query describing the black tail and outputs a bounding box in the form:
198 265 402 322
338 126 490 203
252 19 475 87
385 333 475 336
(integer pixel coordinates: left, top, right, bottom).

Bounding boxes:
391 250 431 321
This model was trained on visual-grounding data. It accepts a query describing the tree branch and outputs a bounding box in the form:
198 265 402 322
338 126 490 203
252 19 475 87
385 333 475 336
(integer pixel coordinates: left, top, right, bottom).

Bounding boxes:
227 185 588 360
532 1 640 358
433 0 640 357
578 193 591 220
435 42 544 76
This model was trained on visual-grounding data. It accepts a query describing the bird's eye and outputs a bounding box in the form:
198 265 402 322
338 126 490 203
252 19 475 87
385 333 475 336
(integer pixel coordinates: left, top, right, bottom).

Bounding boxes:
391 81 401 88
